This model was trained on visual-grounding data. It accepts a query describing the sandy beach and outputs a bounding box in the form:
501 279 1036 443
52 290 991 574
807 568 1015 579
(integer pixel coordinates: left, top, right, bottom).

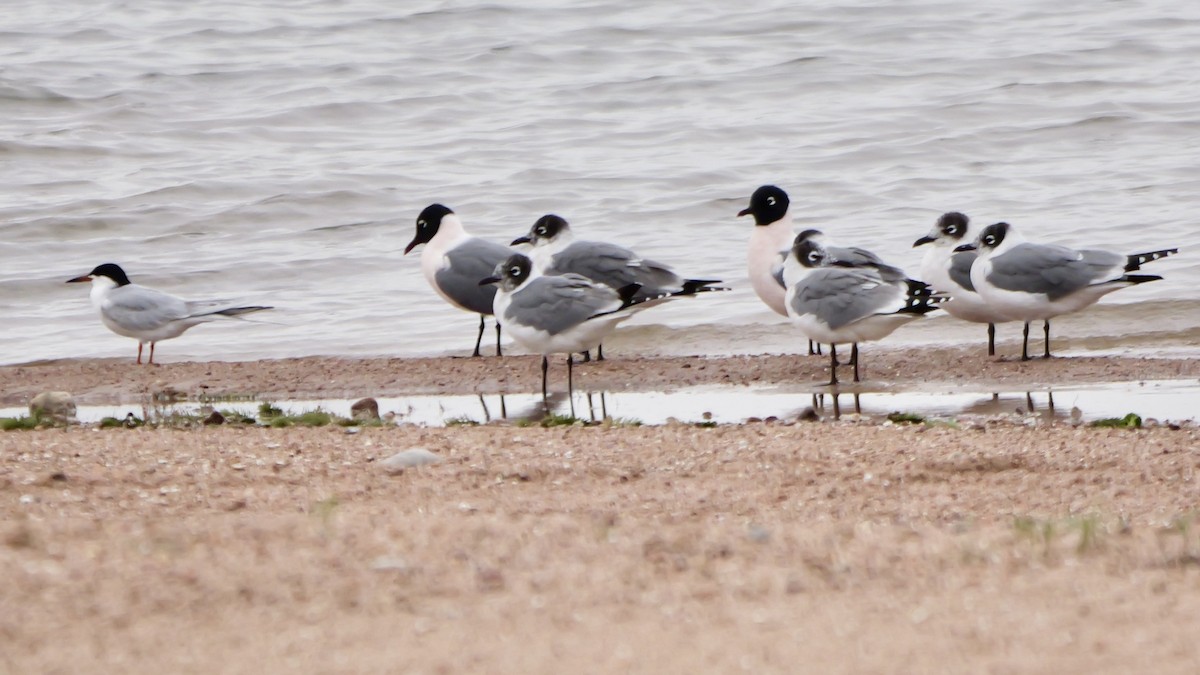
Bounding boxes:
1 348 1199 672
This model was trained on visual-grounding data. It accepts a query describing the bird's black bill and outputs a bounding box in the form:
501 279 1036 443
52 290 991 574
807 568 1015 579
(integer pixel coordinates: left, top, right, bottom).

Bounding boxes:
737 207 752 217
954 243 977 252
913 235 936 247
511 235 532 246
479 276 501 286
403 238 420 255
66 275 92 283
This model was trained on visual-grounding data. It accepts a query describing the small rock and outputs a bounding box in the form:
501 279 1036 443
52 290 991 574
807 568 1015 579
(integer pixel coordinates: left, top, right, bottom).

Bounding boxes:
203 410 226 426
351 397 380 421
29 392 75 424
475 566 505 592
380 448 442 473
746 524 771 543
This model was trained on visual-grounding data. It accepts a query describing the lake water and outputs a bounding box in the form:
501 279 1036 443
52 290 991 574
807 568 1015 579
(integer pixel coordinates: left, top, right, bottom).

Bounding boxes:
3 0 1199 365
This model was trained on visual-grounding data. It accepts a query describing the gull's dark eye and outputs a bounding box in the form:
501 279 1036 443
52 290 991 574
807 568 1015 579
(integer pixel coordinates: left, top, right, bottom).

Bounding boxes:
983 234 996 247
944 225 958 235
807 251 821 263
535 226 547 236
509 265 522 276
766 196 776 206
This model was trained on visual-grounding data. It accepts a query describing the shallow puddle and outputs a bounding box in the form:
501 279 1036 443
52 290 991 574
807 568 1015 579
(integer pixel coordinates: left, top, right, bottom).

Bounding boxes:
4 379 1197 427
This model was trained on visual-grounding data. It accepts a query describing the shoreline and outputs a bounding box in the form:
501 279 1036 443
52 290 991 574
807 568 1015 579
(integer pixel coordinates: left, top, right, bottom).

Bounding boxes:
2 345 1198 407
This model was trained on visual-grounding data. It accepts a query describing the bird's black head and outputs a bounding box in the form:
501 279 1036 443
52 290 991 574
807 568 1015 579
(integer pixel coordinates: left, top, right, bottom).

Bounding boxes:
480 253 533 292
914 212 970 247
937 212 969 240
513 214 569 246
405 203 454 254
791 233 828 269
977 222 1009 251
67 262 131 286
738 185 790 226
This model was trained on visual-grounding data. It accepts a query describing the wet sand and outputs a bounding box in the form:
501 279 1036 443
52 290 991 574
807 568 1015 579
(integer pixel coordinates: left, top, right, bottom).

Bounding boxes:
3 348 1200 672
3 345 1198 405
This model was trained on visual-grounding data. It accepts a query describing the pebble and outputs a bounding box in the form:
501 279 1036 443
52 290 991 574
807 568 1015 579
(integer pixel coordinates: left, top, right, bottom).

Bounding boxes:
351 397 381 421
380 448 442 473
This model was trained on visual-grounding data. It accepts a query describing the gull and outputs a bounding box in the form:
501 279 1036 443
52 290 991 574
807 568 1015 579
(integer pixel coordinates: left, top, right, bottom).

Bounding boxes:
789 228 908 379
913 212 1013 356
480 253 678 413
405 203 514 357
738 185 826 355
66 263 271 364
511 213 726 360
784 234 943 385
955 221 1178 360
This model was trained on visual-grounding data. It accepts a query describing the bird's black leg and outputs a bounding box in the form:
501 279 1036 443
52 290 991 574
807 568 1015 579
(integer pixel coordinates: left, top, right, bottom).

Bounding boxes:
495 321 502 357
541 355 549 406
808 339 816 355
1042 320 1051 359
987 323 996 357
472 315 485 357
851 343 860 382
829 343 839 386
567 354 576 418
596 344 605 361
1021 322 1031 361
580 350 591 363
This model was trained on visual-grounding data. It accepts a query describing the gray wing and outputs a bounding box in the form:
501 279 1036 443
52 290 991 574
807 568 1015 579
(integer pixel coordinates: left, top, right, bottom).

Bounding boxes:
434 237 512 315
771 250 787 289
104 285 190 332
947 251 976 292
828 245 906 283
988 243 1123 300
790 268 901 330
505 274 619 336
550 241 683 296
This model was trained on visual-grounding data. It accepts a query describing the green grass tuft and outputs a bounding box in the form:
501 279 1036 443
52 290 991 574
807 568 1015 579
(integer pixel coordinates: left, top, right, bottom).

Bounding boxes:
1 416 41 431
1090 413 1142 428
258 402 284 418
445 416 481 427
217 410 258 425
292 411 335 427
887 412 926 424
540 413 584 427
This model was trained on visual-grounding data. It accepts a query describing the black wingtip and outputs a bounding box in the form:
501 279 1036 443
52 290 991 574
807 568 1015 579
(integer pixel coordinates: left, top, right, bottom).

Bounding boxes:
897 279 947 315
1122 274 1163 285
616 283 643 306
1125 247 1179 271
680 279 729 294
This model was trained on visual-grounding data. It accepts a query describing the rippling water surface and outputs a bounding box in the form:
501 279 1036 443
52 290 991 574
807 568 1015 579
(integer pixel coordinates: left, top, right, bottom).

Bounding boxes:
3 1 1199 364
